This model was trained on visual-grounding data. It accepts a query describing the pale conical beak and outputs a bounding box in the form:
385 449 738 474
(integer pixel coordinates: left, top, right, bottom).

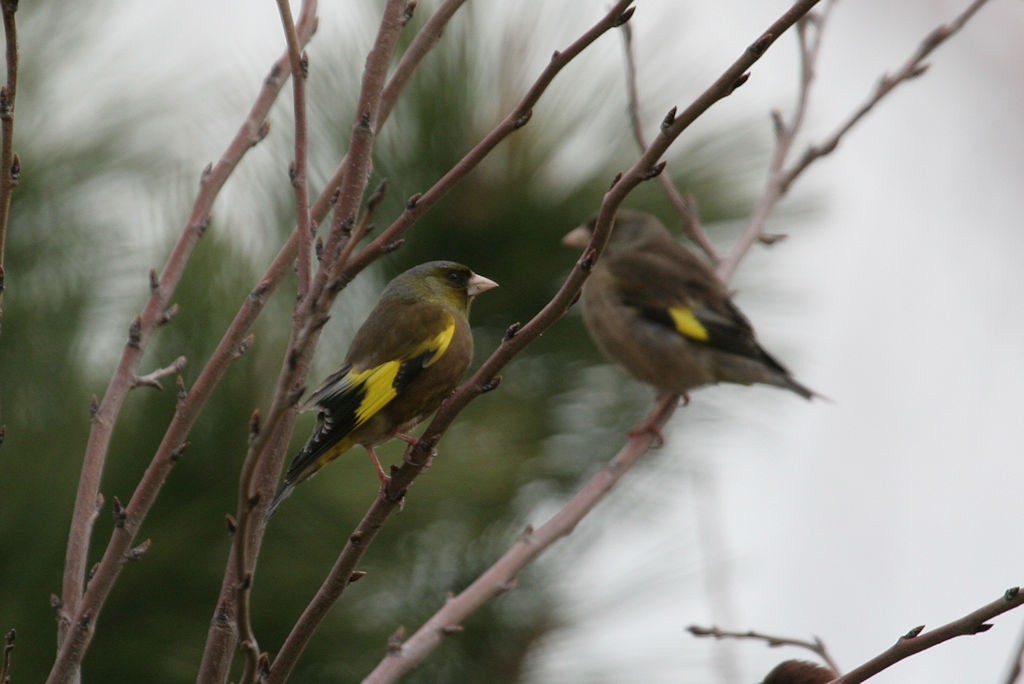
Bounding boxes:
561 226 592 249
467 272 499 297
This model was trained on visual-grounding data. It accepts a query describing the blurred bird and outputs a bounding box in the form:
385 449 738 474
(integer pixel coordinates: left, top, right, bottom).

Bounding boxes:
562 209 816 404
270 261 498 513
761 658 837 684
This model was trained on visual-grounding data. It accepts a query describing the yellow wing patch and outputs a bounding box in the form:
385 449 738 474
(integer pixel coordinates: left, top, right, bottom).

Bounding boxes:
347 313 456 427
422 314 455 367
348 362 401 426
668 306 710 341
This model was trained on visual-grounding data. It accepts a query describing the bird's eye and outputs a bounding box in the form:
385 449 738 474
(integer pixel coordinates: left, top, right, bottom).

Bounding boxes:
446 269 467 284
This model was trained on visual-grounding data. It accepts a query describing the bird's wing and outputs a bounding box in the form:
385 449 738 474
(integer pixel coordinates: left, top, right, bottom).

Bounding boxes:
303 309 456 432
608 250 786 369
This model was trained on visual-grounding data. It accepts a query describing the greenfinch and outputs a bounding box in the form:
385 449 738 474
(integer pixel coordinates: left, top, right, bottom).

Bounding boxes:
562 210 815 401
271 261 498 512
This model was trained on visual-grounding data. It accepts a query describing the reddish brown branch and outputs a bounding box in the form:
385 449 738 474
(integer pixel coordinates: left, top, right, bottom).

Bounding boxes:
193 3 410 683
718 0 993 280
47 4 320 684
688 624 841 673
0 0 18 328
716 2 834 281
325 0 638 298
833 586 1024 683
265 4 637 681
365 396 679 683
780 0 992 195
275 2 824 679
379 0 468 126
306 0 469 249
619 21 718 263
354 0 824 676
277 0 314 302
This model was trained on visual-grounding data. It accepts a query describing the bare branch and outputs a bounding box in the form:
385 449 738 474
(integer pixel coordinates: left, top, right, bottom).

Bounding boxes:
780 0 993 194
354 0 825 676
48 3 321 683
716 1 835 281
718 0 993 280
1 628 14 684
1003 620 1024 684
266 5 639 681
277 0 314 301
619 22 718 263
365 395 679 683
131 356 187 391
0 0 19 329
320 1 636 302
833 586 1024 683
379 0 467 125
688 624 841 673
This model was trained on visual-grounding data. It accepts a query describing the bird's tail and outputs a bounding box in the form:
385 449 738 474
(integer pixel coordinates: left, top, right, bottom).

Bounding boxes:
267 481 294 519
781 374 829 402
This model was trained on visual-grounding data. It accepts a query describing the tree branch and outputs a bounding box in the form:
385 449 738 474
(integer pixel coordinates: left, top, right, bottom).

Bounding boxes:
351 0 827 677
277 0 314 302
1 628 14 684
1002 619 1024 684
0 0 19 329
265 5 638 681
779 0 992 195
131 356 188 391
619 21 718 263
717 0 993 280
48 4 320 683
365 395 679 683
833 586 1024 683
688 624 841 673
716 1 834 281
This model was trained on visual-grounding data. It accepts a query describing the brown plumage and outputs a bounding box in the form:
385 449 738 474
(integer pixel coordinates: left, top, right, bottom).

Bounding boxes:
563 209 815 400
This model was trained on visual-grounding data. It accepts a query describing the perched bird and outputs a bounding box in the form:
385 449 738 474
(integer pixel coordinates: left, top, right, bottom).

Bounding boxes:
270 261 498 513
562 209 815 402
761 659 837 684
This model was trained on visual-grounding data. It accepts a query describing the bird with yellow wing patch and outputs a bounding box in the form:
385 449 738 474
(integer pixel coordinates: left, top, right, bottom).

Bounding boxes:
271 261 498 513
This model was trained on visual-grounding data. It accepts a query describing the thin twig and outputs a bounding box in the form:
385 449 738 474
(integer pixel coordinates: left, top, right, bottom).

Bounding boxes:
833 586 1024 683
779 0 993 194
379 0 468 125
353 0 825 678
306 0 469 254
0 0 18 329
1 629 14 684
202 3 411 683
47 4 320 683
200 0 470 677
277 0 314 302
688 624 841 673
323 0 638 299
619 21 718 263
1002 618 1024 684
718 0 993 281
131 356 187 391
716 2 835 281
265 5 638 681
365 396 679 683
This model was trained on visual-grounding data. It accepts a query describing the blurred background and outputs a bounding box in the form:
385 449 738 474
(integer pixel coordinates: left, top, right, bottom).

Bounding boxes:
0 1 1022 682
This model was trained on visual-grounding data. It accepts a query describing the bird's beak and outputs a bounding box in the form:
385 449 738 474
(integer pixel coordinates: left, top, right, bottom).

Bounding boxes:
561 226 591 249
467 272 499 297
